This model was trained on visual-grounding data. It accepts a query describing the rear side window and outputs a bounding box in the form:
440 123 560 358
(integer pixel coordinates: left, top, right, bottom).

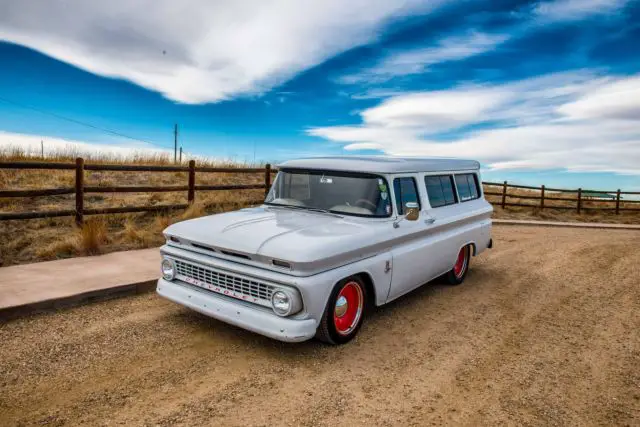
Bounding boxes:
425 175 457 208
455 173 480 202
393 177 420 215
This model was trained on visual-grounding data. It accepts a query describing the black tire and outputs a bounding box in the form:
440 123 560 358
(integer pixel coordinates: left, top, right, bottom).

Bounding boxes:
315 276 367 345
445 245 471 285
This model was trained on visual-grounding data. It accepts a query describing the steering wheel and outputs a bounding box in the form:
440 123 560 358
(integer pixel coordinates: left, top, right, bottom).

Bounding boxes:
354 199 377 210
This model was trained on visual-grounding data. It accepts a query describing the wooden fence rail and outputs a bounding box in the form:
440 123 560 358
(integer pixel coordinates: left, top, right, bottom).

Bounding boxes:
483 181 640 215
0 158 273 223
1 161 639 222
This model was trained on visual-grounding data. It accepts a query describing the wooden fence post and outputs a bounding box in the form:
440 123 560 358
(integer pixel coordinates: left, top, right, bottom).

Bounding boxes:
615 189 621 215
577 188 582 214
75 157 84 226
501 180 507 209
264 163 271 197
540 185 545 210
188 160 195 204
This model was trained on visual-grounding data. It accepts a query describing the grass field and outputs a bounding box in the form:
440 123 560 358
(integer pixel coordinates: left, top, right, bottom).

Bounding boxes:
1 148 639 267
0 148 266 266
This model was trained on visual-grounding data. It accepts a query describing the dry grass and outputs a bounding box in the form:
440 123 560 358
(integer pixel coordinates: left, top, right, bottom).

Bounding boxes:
0 148 266 267
1 147 638 267
0 144 250 167
79 219 109 254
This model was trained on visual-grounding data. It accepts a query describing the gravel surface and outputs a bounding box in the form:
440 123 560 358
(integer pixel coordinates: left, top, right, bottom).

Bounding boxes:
1 226 639 426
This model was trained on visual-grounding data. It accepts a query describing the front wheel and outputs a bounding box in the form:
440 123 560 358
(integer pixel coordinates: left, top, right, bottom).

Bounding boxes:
316 276 367 345
445 245 471 285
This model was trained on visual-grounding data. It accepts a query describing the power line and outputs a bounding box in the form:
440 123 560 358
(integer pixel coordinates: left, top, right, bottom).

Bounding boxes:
0 95 174 150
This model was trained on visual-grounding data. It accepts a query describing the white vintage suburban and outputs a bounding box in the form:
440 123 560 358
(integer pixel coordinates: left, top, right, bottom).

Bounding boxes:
157 156 493 344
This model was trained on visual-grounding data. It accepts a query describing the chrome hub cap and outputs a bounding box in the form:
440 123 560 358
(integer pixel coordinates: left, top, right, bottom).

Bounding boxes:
335 296 348 318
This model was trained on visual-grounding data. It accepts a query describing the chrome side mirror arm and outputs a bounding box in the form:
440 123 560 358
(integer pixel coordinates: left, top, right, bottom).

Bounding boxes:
393 202 420 228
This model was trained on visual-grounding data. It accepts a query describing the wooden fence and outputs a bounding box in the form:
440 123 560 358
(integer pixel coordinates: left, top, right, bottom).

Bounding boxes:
0 159 272 224
1 160 639 223
483 181 640 214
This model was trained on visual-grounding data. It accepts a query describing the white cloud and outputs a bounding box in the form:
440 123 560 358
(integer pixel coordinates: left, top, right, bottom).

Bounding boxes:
533 0 631 21
0 131 172 159
340 32 509 84
0 0 444 104
558 76 640 120
308 71 640 175
343 142 385 151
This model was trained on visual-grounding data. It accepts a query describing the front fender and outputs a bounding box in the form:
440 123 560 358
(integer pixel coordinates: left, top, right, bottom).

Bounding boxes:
297 251 393 321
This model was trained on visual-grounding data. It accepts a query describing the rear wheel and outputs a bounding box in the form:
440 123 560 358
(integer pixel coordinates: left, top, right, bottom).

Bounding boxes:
445 245 471 285
316 276 367 345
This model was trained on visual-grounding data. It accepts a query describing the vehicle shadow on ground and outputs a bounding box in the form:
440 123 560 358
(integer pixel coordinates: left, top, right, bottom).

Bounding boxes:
164 264 494 360
365 266 493 324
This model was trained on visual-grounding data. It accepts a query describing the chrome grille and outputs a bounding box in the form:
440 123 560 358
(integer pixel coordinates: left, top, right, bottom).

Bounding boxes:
174 259 275 307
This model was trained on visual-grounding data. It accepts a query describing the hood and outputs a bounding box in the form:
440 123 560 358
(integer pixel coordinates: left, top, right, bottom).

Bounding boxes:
164 206 384 267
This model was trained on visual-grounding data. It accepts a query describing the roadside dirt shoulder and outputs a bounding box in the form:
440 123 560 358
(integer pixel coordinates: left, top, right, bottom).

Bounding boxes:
1 226 639 426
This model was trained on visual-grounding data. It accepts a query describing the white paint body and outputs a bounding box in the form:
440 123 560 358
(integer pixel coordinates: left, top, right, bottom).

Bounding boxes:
157 156 493 342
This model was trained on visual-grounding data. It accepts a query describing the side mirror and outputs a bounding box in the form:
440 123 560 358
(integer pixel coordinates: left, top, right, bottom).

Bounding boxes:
405 202 420 221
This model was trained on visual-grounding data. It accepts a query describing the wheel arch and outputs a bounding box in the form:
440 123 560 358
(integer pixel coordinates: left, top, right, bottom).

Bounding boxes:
352 272 376 309
328 272 377 310
459 241 477 257
449 241 476 270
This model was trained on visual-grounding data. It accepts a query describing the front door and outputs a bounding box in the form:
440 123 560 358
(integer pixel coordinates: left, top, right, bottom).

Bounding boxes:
386 176 434 301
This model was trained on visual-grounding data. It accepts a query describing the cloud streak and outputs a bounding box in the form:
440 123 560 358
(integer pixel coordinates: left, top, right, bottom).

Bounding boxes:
533 0 632 21
308 71 640 175
339 32 509 84
0 0 443 104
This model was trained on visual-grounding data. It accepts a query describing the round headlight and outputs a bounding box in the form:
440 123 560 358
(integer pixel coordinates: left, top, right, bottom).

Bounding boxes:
161 258 175 281
271 290 292 316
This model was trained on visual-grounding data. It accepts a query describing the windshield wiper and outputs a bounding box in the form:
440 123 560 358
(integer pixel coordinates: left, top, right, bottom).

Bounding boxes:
264 202 304 210
305 207 340 215
265 203 342 217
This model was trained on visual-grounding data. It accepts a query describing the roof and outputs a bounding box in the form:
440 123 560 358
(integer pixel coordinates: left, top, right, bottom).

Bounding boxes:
278 156 480 174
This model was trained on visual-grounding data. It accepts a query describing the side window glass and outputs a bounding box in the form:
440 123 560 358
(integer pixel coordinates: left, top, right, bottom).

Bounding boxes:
425 176 445 208
455 174 471 201
393 177 420 215
468 174 479 199
425 175 457 208
455 174 480 202
442 176 457 205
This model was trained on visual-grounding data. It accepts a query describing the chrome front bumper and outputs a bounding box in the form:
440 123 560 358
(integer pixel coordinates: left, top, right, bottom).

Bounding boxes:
157 278 317 342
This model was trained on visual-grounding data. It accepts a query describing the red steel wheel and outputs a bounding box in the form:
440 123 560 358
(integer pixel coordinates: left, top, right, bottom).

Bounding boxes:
446 245 471 285
453 247 468 278
316 276 368 345
333 281 364 336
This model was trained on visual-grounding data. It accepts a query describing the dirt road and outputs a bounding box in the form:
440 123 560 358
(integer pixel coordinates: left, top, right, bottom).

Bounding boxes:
1 226 639 426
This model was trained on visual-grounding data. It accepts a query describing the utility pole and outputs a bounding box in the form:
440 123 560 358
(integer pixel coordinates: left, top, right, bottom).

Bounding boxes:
253 141 256 165
174 124 178 163
41 140 44 158
179 146 183 164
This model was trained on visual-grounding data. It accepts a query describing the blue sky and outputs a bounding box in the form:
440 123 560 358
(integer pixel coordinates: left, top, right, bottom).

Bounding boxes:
1 0 639 190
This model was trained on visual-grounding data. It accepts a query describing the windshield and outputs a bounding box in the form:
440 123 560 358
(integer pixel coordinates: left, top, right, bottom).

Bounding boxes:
265 169 392 217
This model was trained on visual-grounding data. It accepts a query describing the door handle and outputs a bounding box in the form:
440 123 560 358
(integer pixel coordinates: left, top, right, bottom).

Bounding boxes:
424 217 436 224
